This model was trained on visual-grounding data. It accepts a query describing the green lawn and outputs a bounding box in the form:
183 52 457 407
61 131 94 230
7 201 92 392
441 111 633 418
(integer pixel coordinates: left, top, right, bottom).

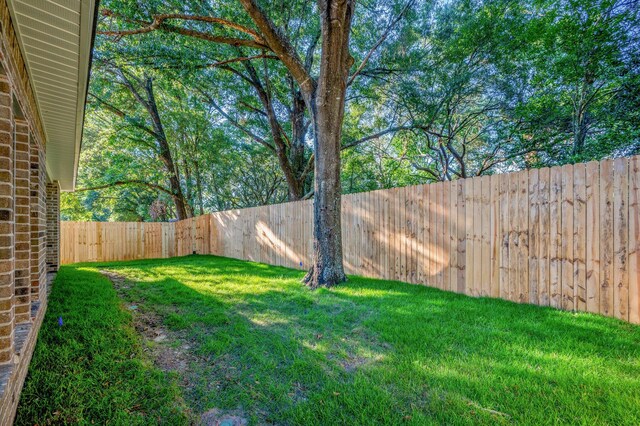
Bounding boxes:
17 255 640 425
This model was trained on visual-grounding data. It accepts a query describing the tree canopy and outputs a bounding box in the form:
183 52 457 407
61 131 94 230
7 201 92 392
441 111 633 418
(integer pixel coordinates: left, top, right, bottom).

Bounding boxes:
65 0 640 222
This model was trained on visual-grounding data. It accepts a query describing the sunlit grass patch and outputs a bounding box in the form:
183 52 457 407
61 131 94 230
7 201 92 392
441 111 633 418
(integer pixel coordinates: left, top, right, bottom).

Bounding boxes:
17 255 640 425
16 265 190 425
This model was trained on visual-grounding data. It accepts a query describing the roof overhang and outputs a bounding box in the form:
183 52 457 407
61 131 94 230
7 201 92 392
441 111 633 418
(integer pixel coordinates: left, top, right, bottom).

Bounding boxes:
7 0 98 191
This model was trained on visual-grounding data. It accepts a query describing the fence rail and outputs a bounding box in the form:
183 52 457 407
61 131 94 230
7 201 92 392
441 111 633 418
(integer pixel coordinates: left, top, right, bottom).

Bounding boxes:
61 155 640 324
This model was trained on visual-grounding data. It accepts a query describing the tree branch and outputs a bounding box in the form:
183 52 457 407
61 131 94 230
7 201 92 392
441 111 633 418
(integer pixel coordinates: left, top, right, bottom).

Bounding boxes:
196 87 276 152
341 125 422 150
75 180 174 196
88 92 161 141
347 0 414 86
238 0 316 96
100 9 269 49
176 54 279 70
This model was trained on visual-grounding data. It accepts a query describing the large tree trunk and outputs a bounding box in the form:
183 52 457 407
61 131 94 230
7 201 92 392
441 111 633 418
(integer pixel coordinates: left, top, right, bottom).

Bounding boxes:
194 157 205 215
142 76 191 220
168 173 189 220
303 107 347 287
241 60 305 201
572 106 589 156
302 0 356 288
239 0 355 287
290 89 309 196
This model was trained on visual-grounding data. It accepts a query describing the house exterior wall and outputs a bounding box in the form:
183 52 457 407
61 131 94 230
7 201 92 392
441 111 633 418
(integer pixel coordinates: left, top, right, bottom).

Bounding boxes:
0 2 58 422
13 120 29 324
46 182 59 274
0 73 14 366
30 130 46 302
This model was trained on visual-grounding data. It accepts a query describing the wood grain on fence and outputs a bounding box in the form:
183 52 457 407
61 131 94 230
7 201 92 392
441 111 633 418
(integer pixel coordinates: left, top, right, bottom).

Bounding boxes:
61 155 640 323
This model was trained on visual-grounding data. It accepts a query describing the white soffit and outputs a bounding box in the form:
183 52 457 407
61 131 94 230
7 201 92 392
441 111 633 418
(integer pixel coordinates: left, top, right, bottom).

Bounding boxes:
7 0 97 190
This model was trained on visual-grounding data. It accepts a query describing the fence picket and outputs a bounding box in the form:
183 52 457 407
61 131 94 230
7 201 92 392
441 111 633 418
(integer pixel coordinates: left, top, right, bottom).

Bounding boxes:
613 157 629 321
574 164 587 311
549 167 562 308
629 156 639 324
600 159 615 316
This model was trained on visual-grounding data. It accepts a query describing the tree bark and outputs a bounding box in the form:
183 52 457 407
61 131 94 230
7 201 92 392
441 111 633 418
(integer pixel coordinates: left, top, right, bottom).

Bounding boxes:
289 89 309 196
302 0 356 287
140 76 191 220
240 0 354 287
194 156 205 215
572 106 589 156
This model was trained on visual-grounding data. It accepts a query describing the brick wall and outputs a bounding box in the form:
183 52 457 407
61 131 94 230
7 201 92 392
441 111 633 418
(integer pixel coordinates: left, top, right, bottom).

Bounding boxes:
0 63 56 424
0 5 57 420
46 182 60 274
0 0 70 420
30 131 45 302
13 120 29 323
0 73 14 364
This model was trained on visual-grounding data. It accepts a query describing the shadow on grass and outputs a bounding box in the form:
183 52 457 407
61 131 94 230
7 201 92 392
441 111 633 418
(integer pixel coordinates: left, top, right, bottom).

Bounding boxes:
31 255 640 425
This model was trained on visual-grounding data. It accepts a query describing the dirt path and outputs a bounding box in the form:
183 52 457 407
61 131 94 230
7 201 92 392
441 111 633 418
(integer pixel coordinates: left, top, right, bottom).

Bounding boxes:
101 270 249 426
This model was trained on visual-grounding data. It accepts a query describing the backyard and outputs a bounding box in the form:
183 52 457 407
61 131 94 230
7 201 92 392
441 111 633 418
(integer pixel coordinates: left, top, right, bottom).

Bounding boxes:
1 0 640 424
16 255 640 425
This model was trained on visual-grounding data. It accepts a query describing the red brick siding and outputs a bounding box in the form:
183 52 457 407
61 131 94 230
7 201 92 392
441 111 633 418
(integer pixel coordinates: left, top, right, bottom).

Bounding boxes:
29 132 45 302
46 182 60 274
13 120 29 323
0 74 14 363
0 1 57 421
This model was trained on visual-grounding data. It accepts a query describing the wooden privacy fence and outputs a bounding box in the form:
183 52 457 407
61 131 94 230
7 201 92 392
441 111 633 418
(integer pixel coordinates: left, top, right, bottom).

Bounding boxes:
62 155 640 324
61 216 211 263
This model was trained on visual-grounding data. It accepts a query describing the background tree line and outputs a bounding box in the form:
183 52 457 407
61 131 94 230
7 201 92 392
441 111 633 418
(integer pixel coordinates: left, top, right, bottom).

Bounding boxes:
65 0 639 223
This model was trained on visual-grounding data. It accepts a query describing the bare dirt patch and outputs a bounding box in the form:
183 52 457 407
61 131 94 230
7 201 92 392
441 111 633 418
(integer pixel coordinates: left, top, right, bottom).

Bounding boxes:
102 270 254 423
155 343 193 372
101 270 193 374
340 354 371 373
199 408 248 426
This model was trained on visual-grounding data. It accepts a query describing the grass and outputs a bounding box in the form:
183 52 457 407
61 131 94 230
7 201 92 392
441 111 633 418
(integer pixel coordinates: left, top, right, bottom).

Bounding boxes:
15 265 190 425
17 255 640 425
